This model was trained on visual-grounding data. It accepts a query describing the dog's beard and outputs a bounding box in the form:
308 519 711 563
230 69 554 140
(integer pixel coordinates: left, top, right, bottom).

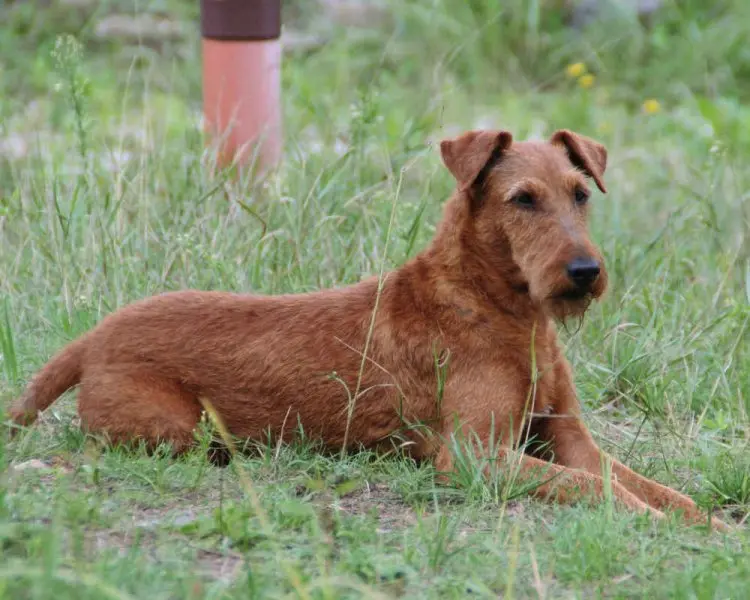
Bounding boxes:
530 277 594 323
544 292 593 324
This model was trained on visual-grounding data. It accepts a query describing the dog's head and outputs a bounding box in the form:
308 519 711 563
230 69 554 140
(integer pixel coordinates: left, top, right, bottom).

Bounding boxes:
440 128 608 319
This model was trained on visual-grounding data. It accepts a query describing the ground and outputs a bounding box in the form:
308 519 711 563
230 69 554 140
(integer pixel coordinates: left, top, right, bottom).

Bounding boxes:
1 1 749 598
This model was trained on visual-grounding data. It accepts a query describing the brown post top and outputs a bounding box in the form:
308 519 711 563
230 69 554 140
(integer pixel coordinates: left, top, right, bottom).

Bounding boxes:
200 0 281 41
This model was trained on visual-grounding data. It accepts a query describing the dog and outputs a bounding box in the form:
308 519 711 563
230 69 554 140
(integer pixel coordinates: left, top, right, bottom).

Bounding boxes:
8 128 728 530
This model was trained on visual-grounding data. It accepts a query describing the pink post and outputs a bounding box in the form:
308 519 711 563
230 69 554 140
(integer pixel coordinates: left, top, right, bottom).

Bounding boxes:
201 0 282 174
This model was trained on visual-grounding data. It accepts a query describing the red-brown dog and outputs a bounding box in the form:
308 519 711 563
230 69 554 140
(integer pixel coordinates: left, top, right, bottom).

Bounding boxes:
9 128 727 529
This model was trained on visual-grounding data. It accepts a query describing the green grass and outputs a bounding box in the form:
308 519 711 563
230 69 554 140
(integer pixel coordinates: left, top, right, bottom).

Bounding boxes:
1 0 749 597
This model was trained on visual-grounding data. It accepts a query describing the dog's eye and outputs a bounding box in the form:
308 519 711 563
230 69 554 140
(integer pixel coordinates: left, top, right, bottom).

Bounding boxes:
574 189 589 205
512 193 535 209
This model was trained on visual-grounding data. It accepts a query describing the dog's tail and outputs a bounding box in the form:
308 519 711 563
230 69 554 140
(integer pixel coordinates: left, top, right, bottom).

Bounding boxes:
8 335 88 430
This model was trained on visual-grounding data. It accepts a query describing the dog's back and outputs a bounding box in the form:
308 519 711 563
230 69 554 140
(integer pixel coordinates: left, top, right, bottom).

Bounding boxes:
8 280 434 450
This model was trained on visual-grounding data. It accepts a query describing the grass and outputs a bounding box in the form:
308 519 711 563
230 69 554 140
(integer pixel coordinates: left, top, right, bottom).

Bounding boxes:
1 0 749 597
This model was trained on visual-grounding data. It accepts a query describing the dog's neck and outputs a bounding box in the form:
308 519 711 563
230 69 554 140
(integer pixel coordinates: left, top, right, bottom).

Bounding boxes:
401 192 547 324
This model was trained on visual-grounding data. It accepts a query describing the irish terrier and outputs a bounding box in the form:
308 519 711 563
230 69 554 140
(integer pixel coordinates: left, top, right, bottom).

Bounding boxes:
8 128 727 530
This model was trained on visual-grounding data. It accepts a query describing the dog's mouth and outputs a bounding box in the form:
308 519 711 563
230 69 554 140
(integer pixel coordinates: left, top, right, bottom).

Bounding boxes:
553 287 592 302
544 287 594 321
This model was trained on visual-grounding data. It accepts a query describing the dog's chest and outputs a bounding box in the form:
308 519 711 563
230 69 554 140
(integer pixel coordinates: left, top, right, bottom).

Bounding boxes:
531 337 563 410
527 367 557 418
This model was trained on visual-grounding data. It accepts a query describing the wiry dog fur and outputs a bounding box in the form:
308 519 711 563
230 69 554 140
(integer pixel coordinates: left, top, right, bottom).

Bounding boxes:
8 128 728 530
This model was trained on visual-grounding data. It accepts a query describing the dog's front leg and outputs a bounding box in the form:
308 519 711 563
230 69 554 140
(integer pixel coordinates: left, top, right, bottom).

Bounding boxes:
548 359 730 530
433 407 662 518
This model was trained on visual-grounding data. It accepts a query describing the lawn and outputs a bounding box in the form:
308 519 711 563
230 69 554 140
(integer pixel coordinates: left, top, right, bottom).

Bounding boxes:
1 1 749 598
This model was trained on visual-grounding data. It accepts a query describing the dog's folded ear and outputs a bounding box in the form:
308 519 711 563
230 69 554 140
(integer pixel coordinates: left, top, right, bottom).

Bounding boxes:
440 130 513 191
550 129 608 193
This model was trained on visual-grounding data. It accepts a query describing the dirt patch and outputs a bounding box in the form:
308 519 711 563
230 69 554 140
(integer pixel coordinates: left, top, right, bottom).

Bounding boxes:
334 482 530 534
334 482 418 533
192 548 244 582
84 503 245 583
87 527 244 582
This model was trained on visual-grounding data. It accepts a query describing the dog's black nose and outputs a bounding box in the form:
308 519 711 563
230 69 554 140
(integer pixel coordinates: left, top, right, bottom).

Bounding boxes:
566 258 600 289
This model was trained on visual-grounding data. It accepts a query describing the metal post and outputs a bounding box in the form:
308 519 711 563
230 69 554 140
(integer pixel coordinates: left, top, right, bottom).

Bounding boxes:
201 0 282 173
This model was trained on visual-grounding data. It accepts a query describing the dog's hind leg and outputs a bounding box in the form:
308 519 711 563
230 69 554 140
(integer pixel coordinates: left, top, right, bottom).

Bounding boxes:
77 368 203 455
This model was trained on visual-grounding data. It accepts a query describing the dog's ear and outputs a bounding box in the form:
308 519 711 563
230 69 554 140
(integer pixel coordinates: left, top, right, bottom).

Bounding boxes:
440 130 513 191
550 129 608 193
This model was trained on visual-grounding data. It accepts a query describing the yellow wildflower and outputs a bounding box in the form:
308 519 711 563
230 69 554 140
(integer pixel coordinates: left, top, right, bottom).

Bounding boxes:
642 99 661 114
566 62 587 78
578 74 595 89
